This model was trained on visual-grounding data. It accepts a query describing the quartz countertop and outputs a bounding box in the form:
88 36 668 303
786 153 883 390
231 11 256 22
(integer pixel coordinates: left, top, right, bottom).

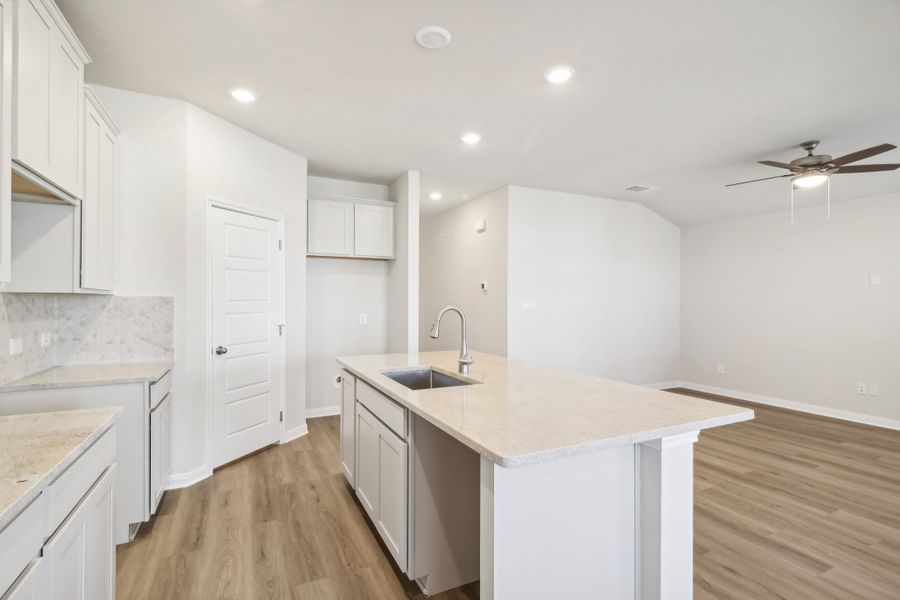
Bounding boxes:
0 407 119 530
0 361 173 392
337 351 754 468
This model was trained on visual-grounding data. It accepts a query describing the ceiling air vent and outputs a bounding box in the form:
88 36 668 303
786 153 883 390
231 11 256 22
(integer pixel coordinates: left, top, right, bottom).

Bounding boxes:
624 185 658 193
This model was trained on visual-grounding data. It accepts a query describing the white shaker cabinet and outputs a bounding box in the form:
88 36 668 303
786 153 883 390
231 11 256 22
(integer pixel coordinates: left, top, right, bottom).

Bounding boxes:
43 466 115 600
355 403 408 572
81 88 118 291
149 392 172 515
354 203 394 258
1 558 43 600
340 372 356 487
308 197 354 256
0 0 11 284
13 0 90 199
307 195 394 259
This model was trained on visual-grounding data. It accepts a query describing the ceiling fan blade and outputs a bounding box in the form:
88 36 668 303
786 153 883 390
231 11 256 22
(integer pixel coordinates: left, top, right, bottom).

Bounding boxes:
834 164 900 173
830 143 897 167
725 173 794 187
758 160 796 170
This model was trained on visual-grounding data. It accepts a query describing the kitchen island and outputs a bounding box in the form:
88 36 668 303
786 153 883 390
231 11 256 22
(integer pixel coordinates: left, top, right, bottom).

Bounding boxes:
338 351 753 600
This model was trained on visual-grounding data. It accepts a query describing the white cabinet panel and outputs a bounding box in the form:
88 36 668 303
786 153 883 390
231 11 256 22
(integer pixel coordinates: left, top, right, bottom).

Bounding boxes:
85 467 115 600
355 403 379 520
149 393 171 515
354 203 394 258
81 89 116 291
1 558 44 600
355 402 408 572
340 372 355 486
0 0 12 284
308 197 353 256
13 0 87 198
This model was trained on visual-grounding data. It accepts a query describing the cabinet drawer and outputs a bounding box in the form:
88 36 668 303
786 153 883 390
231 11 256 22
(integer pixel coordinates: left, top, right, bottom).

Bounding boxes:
45 426 115 538
149 370 171 410
356 380 406 438
0 495 45 595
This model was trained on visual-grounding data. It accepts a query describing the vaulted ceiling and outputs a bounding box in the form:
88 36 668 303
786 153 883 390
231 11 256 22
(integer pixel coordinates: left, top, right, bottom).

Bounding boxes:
59 0 900 224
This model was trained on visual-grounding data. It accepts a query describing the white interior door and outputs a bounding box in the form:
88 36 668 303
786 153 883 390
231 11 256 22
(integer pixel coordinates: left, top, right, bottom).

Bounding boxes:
210 205 284 468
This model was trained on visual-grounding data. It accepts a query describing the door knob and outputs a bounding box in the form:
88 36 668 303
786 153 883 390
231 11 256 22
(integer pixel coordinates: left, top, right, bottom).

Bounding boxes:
215 346 228 355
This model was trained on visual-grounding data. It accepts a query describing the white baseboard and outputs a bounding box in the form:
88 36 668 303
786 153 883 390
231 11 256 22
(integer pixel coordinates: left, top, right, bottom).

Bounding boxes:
641 380 683 390
678 381 900 432
306 405 341 419
281 423 309 444
166 464 212 490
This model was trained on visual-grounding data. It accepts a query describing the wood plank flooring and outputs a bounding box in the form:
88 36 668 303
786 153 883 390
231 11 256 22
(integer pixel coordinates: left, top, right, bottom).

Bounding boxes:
117 393 900 599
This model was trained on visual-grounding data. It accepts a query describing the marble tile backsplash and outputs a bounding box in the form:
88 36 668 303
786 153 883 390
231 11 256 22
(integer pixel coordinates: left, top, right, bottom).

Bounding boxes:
0 294 174 385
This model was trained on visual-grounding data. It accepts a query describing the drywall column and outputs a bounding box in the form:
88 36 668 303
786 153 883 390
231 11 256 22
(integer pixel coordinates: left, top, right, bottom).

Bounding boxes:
388 170 420 353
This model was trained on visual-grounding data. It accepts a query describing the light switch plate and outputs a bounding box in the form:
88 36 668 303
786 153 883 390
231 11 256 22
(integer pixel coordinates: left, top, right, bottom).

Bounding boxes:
867 384 880 397
40 332 52 347
9 338 23 356
359 313 368 325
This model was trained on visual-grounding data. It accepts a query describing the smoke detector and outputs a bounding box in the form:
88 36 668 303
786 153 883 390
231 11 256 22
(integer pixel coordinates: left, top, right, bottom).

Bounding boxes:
416 26 452 50
624 184 658 193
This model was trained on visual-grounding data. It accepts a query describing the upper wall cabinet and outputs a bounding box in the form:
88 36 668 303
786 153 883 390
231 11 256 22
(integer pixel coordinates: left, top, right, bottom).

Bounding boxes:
13 0 90 200
81 88 118 291
308 195 395 259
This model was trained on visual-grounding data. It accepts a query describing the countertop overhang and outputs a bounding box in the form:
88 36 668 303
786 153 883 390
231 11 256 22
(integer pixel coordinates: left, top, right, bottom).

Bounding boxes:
337 351 753 468
0 361 173 393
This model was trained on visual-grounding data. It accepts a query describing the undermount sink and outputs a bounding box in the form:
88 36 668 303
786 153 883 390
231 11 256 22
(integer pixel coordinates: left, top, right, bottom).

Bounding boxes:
382 368 476 391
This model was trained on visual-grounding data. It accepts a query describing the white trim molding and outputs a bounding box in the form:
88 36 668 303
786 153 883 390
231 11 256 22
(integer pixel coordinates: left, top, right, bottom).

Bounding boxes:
306 405 341 419
166 464 213 491
281 423 309 444
677 381 900 432
641 381 683 390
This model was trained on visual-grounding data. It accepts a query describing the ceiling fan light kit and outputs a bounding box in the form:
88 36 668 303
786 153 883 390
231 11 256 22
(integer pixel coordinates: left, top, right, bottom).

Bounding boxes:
727 140 899 223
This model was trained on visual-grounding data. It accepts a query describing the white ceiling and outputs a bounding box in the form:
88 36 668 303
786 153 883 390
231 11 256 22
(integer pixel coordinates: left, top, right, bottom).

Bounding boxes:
59 0 900 225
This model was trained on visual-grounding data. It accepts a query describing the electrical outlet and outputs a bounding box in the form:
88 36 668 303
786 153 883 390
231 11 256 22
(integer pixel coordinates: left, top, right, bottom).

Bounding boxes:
870 273 881 286
359 313 368 325
868 384 880 397
716 363 726 374
9 338 22 356
856 382 868 395
40 332 52 347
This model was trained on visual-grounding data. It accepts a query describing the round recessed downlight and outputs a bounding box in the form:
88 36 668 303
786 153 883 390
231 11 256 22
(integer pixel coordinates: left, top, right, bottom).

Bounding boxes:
230 88 257 103
544 65 574 84
429 191 442 201
793 172 828 188
460 132 482 145
416 26 452 50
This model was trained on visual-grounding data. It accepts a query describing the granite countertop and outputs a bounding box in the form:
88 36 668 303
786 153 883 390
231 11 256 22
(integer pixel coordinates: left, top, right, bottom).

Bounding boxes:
0 407 119 530
337 351 754 468
0 361 173 392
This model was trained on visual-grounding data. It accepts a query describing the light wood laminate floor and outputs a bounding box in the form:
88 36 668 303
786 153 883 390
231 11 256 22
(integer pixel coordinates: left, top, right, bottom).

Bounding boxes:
117 393 900 599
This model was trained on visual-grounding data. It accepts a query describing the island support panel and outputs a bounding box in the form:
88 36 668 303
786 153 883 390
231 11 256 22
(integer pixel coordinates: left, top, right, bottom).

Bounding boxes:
479 431 699 600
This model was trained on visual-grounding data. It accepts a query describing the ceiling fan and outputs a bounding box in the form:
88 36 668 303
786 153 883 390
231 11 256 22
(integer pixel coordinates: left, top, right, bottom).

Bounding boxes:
726 140 899 222
727 140 899 188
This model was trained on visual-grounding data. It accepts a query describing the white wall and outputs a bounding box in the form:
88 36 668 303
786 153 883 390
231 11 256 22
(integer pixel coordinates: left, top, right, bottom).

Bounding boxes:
506 186 681 385
306 176 390 414
388 171 420 353
95 86 308 481
420 187 508 355
681 192 900 425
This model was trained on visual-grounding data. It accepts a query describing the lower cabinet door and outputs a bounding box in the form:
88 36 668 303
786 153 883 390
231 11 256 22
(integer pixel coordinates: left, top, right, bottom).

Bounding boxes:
149 393 171 515
355 403 379 520
2 558 44 600
340 374 355 486
43 466 115 600
375 422 408 571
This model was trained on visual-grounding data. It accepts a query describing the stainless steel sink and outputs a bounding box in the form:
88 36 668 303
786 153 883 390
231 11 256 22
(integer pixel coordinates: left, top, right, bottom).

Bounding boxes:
382 368 476 391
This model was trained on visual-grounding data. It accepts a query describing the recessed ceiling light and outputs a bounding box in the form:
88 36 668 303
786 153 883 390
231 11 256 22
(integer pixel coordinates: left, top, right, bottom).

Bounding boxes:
416 26 452 50
544 65 574 84
429 191 442 201
230 88 257 103
460 132 482 146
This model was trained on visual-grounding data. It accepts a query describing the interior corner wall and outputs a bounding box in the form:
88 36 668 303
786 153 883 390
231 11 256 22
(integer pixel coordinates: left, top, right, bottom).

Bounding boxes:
388 170 420 353
506 186 681 385
306 176 391 414
419 187 509 355
681 192 900 424
94 86 308 480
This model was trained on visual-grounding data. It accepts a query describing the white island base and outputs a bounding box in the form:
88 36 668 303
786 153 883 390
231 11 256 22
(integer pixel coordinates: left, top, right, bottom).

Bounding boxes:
480 432 697 600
